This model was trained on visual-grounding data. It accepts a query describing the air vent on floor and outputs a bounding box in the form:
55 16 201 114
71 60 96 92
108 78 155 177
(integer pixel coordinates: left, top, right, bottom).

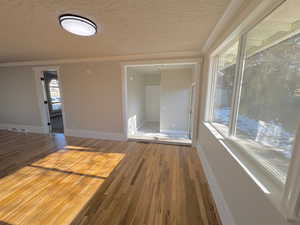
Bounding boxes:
8 128 28 133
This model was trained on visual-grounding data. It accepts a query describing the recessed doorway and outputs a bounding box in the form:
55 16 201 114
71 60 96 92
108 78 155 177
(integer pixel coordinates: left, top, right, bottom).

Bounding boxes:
42 71 64 133
123 62 200 145
34 67 65 134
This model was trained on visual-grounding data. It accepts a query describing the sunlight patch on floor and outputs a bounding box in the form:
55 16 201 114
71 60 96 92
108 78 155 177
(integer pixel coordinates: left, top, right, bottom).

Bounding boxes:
0 149 125 225
64 145 94 150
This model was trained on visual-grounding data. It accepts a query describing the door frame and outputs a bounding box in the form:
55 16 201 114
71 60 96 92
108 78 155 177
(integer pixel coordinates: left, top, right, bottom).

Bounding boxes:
188 83 196 139
33 66 66 134
121 58 202 146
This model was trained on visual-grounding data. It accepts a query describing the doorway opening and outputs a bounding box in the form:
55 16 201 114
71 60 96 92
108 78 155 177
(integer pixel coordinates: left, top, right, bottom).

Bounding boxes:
42 71 64 133
124 62 200 145
34 67 65 134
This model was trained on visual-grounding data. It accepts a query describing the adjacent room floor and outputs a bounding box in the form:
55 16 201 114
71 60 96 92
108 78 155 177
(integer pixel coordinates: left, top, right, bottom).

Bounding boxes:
50 113 64 133
0 130 221 225
130 121 192 144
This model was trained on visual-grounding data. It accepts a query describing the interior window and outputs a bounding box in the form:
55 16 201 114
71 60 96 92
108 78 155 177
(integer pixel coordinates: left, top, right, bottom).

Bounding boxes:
211 40 239 135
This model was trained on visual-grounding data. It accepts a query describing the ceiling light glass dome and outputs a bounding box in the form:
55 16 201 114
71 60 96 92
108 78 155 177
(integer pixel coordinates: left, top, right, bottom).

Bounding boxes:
59 14 97 36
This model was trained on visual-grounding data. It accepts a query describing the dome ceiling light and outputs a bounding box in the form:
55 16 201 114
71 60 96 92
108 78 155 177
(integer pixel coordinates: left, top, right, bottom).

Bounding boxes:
59 14 97 36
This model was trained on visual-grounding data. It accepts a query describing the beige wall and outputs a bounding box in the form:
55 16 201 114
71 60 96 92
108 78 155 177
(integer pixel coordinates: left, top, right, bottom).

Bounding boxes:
127 70 146 134
0 62 124 136
60 62 123 134
0 59 198 138
160 68 192 133
0 66 42 127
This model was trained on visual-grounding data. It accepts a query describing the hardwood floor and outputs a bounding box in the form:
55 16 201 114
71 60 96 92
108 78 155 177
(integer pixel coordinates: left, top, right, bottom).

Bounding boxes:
0 130 221 225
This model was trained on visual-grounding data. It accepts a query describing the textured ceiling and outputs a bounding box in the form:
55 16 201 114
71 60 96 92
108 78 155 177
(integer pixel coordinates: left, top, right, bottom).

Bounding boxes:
0 0 230 62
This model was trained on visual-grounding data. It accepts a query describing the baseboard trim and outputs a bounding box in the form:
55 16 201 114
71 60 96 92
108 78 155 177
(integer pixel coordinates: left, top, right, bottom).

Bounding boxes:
160 129 188 135
196 144 237 225
64 129 126 141
0 123 46 134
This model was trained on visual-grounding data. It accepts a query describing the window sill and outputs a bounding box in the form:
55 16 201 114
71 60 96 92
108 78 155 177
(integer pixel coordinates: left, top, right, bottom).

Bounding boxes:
203 121 287 219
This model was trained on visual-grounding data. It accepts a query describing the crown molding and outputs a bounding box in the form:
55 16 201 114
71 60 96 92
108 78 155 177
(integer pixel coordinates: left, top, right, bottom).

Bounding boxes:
202 0 285 55
201 0 244 54
121 57 202 67
0 51 201 67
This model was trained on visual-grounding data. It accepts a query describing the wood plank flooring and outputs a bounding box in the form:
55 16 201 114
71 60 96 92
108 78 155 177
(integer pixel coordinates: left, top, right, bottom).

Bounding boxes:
0 130 221 225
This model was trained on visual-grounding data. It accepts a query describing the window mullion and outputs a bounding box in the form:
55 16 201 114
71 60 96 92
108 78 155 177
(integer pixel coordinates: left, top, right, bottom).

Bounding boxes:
208 56 218 122
229 35 247 137
282 125 300 221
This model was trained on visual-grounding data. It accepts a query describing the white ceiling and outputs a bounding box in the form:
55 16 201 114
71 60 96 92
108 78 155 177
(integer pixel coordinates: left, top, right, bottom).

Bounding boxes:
0 0 230 63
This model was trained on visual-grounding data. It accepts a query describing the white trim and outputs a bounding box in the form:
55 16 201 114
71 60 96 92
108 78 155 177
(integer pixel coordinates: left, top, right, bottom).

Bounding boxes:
282 125 300 222
202 0 297 220
210 0 286 58
204 55 218 122
121 59 202 146
160 129 188 136
129 137 191 146
121 58 202 68
191 63 201 145
203 121 286 215
64 129 126 141
0 51 201 67
0 124 46 134
121 64 129 140
196 144 237 225
33 68 52 133
33 66 66 134
228 35 246 136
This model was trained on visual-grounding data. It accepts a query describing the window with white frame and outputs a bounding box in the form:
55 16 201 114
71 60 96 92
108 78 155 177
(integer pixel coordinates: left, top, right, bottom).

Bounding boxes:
210 0 300 185
211 40 239 136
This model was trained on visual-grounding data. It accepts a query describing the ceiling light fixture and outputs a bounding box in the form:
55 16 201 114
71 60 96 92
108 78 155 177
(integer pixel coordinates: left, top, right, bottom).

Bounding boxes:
59 14 97 36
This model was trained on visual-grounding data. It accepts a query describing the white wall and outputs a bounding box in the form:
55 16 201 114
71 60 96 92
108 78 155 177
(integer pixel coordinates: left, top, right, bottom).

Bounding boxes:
160 68 192 133
197 0 298 225
145 85 160 122
126 70 146 134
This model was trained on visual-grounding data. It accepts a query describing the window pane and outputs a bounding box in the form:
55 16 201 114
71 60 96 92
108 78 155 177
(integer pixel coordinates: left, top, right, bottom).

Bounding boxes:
49 79 61 103
236 0 300 183
212 40 239 135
